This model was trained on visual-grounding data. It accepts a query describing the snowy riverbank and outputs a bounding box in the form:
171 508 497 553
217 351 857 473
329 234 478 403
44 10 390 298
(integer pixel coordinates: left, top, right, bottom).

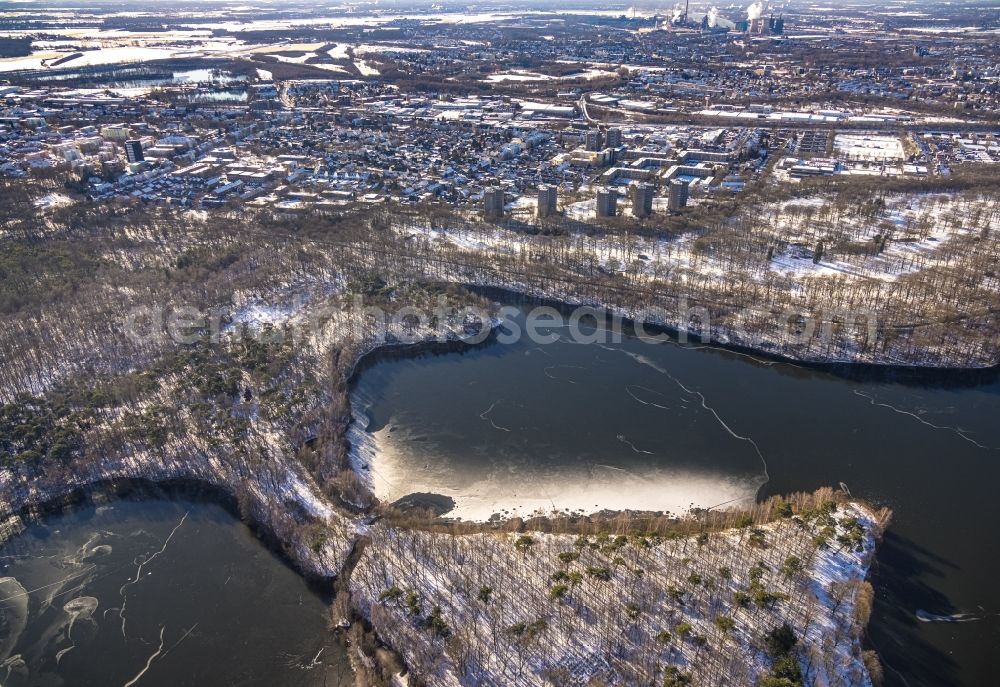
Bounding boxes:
0 432 358 580
385 202 1000 369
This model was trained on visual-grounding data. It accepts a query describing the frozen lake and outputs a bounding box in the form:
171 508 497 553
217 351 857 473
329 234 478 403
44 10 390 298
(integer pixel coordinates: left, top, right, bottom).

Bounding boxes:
351 299 1000 687
0 497 353 686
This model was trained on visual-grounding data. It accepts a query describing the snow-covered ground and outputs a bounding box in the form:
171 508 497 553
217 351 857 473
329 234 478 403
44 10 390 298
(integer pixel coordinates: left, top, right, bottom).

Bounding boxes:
833 134 906 162
32 192 74 210
766 191 993 283
384 187 1000 368
355 59 380 76
484 68 614 83
397 192 998 290
351 497 883 686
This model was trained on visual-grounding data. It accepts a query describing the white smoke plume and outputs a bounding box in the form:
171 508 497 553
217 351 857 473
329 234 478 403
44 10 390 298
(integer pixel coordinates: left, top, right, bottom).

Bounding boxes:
747 1 764 21
671 4 684 23
708 6 720 27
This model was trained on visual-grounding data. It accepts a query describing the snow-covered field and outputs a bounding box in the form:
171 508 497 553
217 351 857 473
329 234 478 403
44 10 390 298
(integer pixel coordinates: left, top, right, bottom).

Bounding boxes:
833 134 906 162
32 192 74 210
766 192 999 282
484 68 614 83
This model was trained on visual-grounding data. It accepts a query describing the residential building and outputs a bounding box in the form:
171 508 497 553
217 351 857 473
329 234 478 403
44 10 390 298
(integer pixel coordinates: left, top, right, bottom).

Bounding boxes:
632 182 654 218
537 184 558 217
668 179 690 211
124 140 144 164
484 186 505 218
596 187 617 217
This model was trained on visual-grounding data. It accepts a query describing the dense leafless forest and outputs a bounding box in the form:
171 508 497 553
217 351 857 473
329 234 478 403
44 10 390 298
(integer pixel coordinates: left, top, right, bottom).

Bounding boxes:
350 490 890 687
360 170 1000 367
0 176 497 583
0 172 921 686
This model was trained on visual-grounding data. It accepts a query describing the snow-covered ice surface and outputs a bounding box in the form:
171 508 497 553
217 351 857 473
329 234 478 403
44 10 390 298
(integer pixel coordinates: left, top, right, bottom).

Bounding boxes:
349 400 761 522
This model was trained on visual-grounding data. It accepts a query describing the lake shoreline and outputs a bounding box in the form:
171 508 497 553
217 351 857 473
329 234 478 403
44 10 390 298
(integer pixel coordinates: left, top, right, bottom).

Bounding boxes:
469 285 1000 377
0 478 337 591
0 435 357 582
343 291 995 525
350 491 889 687
0 294 909 687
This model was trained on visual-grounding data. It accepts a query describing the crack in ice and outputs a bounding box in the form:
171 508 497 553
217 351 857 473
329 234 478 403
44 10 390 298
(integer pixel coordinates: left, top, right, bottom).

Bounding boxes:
625 384 670 409
853 390 989 449
543 365 584 384
0 567 96 605
593 463 652 482
671 341 808 369
122 626 166 687
479 401 511 432
619 350 770 494
305 647 325 668
616 434 655 455
120 512 188 640
163 622 198 657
